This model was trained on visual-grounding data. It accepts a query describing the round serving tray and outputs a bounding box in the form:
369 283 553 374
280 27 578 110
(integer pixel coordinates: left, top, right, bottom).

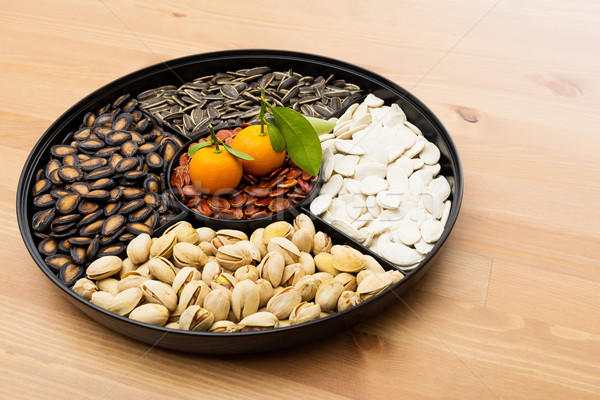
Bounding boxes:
16 49 463 354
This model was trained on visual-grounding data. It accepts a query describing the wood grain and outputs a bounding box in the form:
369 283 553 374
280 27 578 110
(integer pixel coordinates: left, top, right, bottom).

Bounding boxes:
1 0 599 398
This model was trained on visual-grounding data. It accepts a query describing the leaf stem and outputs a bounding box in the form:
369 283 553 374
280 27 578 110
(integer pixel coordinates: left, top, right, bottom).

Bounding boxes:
259 88 267 136
208 125 222 153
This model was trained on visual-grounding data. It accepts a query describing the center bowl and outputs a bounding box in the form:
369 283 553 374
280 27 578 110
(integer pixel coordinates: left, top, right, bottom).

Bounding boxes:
16 49 463 354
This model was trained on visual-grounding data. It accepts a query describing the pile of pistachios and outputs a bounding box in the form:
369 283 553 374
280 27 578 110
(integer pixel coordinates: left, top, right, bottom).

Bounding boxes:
72 213 403 332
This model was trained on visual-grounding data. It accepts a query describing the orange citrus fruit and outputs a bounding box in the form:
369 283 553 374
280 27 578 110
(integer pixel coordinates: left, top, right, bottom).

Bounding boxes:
188 145 243 195
230 125 286 177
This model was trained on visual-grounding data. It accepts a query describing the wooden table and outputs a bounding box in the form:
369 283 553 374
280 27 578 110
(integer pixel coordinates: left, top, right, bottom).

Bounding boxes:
2 0 599 398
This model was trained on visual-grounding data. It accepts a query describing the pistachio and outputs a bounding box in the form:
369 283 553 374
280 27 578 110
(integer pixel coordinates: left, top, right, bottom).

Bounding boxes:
119 257 137 279
175 225 200 245
255 278 274 307
315 279 344 312
249 228 268 258
201 261 221 285
179 305 214 331
236 240 262 263
175 280 210 315
298 252 316 275
334 272 358 292
126 233 152 265
313 231 332 255
314 252 339 276
294 275 320 301
164 321 180 330
116 272 148 292
289 302 321 325
172 266 202 294
337 291 362 311
129 303 169 326
135 262 151 277
90 290 114 310
331 245 365 273
266 286 302 319
363 254 386 274
140 280 178 312
356 272 393 300
199 241 214 257
215 244 253 271
291 228 313 253
267 237 300 264
385 269 404 284
356 270 375 286
86 256 122 280
196 227 216 243
172 242 207 269
72 278 97 300
312 272 335 285
293 213 316 238
262 221 295 244
212 229 247 248
234 265 259 282
209 320 239 333
147 256 177 284
211 273 238 291
231 280 260 321
238 311 279 331
149 231 177 259
97 277 120 295
257 251 285 287
163 221 193 236
108 287 144 316
281 264 306 287
202 288 231 321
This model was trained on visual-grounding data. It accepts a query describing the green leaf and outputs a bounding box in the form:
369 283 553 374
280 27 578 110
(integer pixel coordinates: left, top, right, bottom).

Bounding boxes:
270 106 322 176
222 143 254 161
265 117 286 153
305 116 336 136
188 141 212 157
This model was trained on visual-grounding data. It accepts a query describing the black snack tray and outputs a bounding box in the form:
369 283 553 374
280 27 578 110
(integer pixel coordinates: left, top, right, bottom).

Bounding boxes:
16 50 463 354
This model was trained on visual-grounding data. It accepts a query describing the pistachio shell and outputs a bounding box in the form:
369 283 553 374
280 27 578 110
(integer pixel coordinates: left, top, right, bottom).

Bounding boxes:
291 228 313 253
315 279 344 312
313 252 339 276
172 242 207 269
289 302 321 325
149 231 177 259
196 227 216 242
179 305 214 331
231 280 260 321
249 228 268 258
356 272 393 300
236 240 262 263
238 311 279 331
72 278 97 300
257 251 285 287
234 264 259 282
129 303 169 326
175 280 210 315
331 245 365 273
86 256 122 280
108 287 143 316
298 252 316 275
313 232 332 255
175 225 200 245
97 277 120 295
337 290 362 311
126 233 152 264
90 290 114 310
172 266 202 294
116 272 148 292
202 289 231 321
255 278 274 307
215 244 253 271
262 221 295 244
266 287 302 319
147 256 177 284
119 257 137 279
266 237 300 264
201 261 221 285
293 214 316 238
209 320 239 333
334 272 358 292
294 275 320 302
140 280 178 312
281 264 306 287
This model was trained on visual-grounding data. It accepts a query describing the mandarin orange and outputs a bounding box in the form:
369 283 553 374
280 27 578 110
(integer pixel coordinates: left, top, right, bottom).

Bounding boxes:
188 144 243 195
230 125 286 177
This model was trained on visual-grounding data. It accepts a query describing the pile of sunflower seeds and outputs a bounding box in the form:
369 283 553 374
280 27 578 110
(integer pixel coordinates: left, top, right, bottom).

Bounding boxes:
137 66 363 138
